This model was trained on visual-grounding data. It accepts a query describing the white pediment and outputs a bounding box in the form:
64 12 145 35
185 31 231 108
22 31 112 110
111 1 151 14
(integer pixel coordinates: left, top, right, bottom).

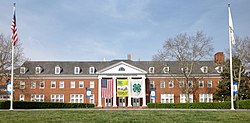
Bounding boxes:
97 61 147 74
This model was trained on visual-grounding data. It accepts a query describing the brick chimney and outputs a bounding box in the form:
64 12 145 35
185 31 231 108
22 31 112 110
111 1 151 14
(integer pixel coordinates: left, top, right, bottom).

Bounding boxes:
214 52 224 64
127 54 131 60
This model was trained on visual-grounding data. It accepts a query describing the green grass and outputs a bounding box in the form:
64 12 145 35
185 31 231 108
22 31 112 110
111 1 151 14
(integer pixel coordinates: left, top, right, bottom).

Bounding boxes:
0 110 249 123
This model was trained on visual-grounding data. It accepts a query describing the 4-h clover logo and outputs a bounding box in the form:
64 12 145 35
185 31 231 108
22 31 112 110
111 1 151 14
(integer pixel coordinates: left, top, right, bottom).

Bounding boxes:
133 83 141 93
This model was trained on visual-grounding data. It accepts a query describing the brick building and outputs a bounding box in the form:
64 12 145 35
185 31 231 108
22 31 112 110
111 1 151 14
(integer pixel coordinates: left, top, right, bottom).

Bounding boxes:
13 53 224 108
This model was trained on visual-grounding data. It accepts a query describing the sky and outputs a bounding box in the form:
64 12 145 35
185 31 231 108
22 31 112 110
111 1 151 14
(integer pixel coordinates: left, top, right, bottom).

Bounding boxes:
0 0 250 61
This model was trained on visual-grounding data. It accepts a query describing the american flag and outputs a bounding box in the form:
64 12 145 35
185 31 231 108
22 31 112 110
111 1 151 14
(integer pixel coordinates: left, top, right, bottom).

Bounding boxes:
101 79 113 98
11 3 18 46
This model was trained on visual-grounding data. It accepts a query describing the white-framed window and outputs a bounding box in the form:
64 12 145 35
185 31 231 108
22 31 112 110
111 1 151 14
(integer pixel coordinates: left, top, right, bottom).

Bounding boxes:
200 66 208 73
74 67 80 74
179 80 184 88
90 81 95 88
161 94 174 103
215 66 223 73
150 98 155 103
59 81 64 89
160 81 165 88
198 80 204 88
31 94 44 102
55 65 61 74
188 80 193 88
70 94 84 103
70 81 75 88
150 80 155 88
19 94 25 101
169 81 174 88
207 80 212 88
163 67 170 73
19 81 25 89
20 67 26 74
35 66 42 74
180 94 193 103
181 67 189 73
89 67 95 74
51 81 56 88
149 67 155 73
31 81 36 89
51 94 64 102
79 81 84 88
40 81 45 89
90 94 94 104
199 94 213 102
118 67 125 71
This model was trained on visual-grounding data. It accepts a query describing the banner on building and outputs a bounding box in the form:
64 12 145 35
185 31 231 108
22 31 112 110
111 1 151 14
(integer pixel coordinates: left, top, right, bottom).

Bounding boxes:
101 79 113 98
7 82 11 95
86 88 92 98
130 79 143 98
150 89 156 99
117 79 128 97
233 82 238 94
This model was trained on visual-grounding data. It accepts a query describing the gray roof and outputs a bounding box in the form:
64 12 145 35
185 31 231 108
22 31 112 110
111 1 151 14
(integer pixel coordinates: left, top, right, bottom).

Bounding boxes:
16 60 221 76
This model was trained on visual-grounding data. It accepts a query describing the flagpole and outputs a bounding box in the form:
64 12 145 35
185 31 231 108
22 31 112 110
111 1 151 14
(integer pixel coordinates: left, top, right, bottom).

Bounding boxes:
10 3 16 111
228 3 235 110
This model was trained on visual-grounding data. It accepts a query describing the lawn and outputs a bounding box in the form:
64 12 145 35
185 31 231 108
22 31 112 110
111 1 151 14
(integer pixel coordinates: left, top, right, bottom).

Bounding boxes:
0 110 249 123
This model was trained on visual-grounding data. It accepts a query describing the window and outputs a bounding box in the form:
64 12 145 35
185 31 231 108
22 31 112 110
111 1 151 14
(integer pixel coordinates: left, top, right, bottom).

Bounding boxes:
180 94 193 103
90 81 95 88
20 67 26 74
40 81 45 88
179 81 184 88
59 81 64 89
188 80 193 88
163 67 170 73
118 67 125 71
74 67 80 74
19 94 25 101
70 81 75 88
55 66 61 74
19 81 25 89
200 66 208 73
198 80 204 88
51 81 56 88
215 66 223 73
79 81 84 88
89 67 95 74
70 94 84 103
160 81 165 88
199 94 213 102
169 81 174 88
150 80 155 89
207 80 212 88
31 81 36 89
150 98 155 103
31 94 44 102
161 94 174 103
181 67 189 73
51 94 64 102
149 67 155 73
35 66 42 74
90 94 94 104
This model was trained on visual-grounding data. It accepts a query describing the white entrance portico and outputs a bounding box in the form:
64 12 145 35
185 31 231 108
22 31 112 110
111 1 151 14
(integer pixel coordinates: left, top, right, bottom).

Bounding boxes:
96 61 147 108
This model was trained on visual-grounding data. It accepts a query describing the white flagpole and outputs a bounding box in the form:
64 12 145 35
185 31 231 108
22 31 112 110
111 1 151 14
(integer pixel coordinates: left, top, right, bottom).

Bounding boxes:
10 3 16 111
228 3 235 110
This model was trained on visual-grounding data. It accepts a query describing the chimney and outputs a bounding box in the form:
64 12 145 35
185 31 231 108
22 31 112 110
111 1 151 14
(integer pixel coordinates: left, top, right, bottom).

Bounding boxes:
127 54 131 60
214 52 224 64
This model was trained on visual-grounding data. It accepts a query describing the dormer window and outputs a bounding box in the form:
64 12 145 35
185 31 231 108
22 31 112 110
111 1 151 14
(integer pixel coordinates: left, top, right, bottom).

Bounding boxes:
200 66 208 73
89 67 95 74
215 66 223 73
20 67 27 74
181 67 189 73
74 67 80 74
118 67 125 71
149 67 155 73
35 66 42 74
55 65 61 74
163 67 170 73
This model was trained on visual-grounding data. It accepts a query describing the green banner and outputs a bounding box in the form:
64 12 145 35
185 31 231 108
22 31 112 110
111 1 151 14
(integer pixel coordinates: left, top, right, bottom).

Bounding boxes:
117 79 128 97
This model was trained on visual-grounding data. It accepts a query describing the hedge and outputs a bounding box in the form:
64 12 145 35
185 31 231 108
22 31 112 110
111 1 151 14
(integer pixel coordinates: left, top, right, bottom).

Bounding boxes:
147 100 250 109
0 100 94 109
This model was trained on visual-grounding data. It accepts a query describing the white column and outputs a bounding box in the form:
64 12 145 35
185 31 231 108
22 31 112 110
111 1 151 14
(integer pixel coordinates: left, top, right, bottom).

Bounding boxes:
142 77 147 107
112 77 117 107
127 77 132 107
97 77 102 108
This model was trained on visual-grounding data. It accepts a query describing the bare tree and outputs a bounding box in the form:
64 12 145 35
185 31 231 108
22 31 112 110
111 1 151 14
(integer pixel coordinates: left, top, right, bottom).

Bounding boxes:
153 31 214 102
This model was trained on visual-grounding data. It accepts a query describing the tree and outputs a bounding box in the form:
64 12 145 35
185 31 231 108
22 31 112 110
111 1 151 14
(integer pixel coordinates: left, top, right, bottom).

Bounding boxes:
153 31 214 102
0 33 26 84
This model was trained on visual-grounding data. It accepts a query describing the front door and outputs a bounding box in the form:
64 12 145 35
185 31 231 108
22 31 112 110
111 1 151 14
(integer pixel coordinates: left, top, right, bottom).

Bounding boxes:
119 97 126 107
133 98 140 107
105 98 112 107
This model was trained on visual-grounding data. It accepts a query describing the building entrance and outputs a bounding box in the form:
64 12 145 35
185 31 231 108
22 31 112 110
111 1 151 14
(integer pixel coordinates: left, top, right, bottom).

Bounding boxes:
119 97 126 107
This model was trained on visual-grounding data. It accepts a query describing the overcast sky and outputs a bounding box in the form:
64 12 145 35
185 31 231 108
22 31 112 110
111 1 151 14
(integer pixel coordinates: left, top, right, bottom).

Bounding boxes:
0 0 250 61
